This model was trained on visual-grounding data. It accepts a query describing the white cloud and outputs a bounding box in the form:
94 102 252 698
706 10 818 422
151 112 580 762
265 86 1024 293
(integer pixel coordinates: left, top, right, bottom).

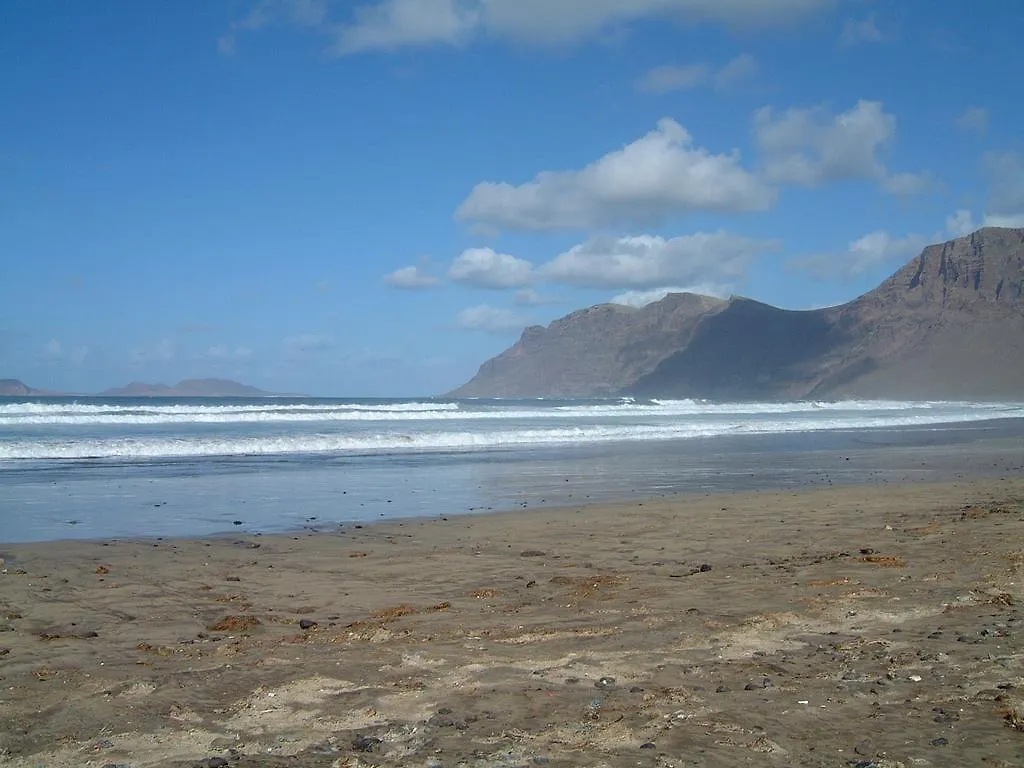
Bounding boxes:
637 63 709 93
787 231 930 279
283 333 335 353
637 54 756 93
840 14 883 46
754 99 931 196
610 284 731 307
513 288 561 306
946 209 977 237
955 106 989 135
334 0 477 54
325 0 831 53
457 118 773 231
715 53 757 88
383 265 441 289
455 304 531 334
44 339 62 359
448 248 534 288
220 0 329 54
539 232 778 289
131 338 176 364
983 151 1024 228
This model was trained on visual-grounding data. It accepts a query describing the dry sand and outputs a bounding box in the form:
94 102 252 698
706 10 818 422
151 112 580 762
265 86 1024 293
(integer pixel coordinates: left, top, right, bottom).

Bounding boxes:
1 478 1023 767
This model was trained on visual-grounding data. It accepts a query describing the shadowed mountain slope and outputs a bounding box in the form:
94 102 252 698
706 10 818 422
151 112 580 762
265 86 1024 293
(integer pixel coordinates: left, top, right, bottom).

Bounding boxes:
452 228 1024 400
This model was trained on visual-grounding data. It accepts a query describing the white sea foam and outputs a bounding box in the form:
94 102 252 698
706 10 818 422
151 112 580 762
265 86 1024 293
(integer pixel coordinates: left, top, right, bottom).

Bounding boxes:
0 399 1017 426
0 407 1019 460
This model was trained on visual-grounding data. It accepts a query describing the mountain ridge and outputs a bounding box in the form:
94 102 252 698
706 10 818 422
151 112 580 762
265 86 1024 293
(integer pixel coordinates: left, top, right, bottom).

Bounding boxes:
451 227 1024 400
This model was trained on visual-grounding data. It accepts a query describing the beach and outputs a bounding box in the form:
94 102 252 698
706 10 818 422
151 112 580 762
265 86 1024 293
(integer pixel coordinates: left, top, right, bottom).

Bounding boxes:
2 477 1023 767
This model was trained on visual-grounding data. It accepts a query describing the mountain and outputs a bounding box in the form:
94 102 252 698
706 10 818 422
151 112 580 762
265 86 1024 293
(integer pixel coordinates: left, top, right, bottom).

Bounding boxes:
451 227 1024 400
98 378 281 397
0 379 49 396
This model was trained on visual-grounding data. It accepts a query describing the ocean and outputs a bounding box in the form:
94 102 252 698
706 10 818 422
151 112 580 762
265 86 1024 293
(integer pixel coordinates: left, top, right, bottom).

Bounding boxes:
2 396 1023 543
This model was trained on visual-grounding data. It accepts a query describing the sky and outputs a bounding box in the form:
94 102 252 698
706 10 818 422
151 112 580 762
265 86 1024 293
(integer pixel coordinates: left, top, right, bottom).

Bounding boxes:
2 1 1023 396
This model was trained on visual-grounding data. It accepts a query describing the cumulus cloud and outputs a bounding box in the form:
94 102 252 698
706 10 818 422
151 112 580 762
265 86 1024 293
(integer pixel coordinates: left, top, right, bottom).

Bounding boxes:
539 232 779 289
334 0 477 54
840 14 883 46
219 0 329 53
448 248 534 289
754 100 932 196
610 284 731 307
786 231 930 279
224 0 831 55
457 118 773 232
283 333 335 353
637 54 756 93
513 289 561 306
983 151 1024 228
325 0 831 53
383 265 441 289
946 209 977 237
455 304 531 334
955 106 989 135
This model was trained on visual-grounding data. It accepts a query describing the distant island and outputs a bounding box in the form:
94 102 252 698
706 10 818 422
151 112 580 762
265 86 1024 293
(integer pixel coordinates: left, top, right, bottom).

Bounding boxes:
98 378 287 397
0 378 295 398
0 379 54 396
452 227 1024 400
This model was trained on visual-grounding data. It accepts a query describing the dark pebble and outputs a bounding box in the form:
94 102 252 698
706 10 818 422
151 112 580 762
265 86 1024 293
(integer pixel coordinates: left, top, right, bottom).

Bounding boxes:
226 576 241 582
520 550 546 557
299 619 318 630
352 735 382 752
195 759 229 768
94 739 115 749
565 677 580 684
854 738 873 755
640 742 657 750
595 676 616 689
630 686 644 693
716 684 728 693
533 758 550 766
232 521 243 526
930 737 949 747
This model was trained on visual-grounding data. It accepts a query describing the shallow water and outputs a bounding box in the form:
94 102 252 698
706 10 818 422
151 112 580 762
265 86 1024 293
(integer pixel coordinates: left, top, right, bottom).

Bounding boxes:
1 396 1022 542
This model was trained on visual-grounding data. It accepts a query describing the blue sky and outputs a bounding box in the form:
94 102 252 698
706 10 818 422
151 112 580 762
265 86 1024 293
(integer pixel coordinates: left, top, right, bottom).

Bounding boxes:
2 1 1022 396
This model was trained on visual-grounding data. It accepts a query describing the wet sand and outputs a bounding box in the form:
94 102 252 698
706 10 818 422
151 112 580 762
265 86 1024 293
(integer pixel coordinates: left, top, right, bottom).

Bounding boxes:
1 478 1023 767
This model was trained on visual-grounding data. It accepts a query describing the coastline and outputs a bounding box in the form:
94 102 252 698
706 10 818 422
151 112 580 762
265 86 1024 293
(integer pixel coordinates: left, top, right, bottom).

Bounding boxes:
2 476 1023 766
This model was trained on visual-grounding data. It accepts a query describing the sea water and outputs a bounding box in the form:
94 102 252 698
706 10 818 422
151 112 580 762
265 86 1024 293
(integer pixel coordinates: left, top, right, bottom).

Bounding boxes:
1 396 1022 542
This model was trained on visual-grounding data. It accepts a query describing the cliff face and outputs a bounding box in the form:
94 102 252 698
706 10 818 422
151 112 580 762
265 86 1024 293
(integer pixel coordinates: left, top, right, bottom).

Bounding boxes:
449 293 727 397
453 228 1024 400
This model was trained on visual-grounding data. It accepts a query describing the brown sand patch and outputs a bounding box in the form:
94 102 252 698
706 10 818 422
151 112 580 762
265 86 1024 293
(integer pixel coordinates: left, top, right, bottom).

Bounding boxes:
208 614 261 632
859 554 906 567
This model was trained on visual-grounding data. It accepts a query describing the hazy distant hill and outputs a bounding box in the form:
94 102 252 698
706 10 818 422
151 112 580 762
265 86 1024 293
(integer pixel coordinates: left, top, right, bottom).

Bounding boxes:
451 227 1024 400
0 379 50 396
98 378 282 397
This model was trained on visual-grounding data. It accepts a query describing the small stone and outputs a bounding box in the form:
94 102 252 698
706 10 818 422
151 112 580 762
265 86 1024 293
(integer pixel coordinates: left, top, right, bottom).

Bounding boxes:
520 550 546 557
195 759 229 768
595 676 616 689
930 737 949 747
715 684 728 693
630 686 644 693
533 758 550 766
744 682 760 691
94 739 115 749
854 738 873 755
225 576 241 582
352 735 382 752
565 677 580 684
299 619 318 630
232 520 243 526
639 742 656 750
